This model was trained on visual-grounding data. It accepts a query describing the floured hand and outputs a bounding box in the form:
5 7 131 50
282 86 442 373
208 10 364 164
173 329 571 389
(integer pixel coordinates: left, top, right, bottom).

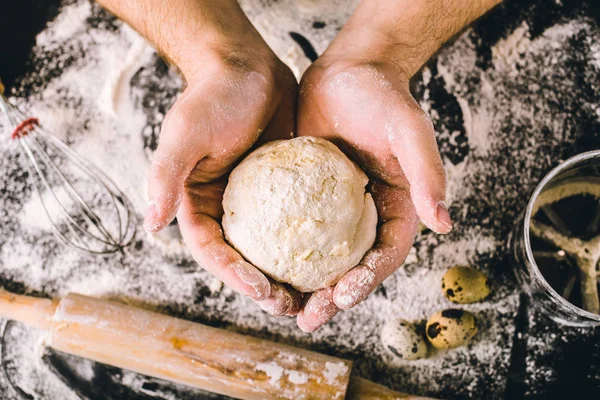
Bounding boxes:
293 0 501 333
96 0 303 316
147 56 303 315
295 58 450 332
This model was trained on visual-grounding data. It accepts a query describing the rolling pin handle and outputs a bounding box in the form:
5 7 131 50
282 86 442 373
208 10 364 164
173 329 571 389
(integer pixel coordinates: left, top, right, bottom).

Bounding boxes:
0 288 58 330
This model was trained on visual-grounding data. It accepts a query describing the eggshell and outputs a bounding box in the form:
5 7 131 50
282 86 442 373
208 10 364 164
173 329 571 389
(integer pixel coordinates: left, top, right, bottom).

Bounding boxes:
426 309 478 349
442 266 490 304
381 319 428 360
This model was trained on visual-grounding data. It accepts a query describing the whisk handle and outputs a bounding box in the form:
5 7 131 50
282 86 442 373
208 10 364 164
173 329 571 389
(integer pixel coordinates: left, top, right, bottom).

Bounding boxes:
0 288 57 330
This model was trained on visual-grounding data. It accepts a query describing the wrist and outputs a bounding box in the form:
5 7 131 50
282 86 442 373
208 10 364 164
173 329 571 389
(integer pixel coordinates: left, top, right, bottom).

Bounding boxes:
324 0 502 78
98 0 277 83
154 8 274 82
171 33 279 85
319 28 419 81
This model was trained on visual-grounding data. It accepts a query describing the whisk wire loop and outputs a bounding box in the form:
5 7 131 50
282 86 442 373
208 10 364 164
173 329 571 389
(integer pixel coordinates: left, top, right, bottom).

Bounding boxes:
0 94 136 254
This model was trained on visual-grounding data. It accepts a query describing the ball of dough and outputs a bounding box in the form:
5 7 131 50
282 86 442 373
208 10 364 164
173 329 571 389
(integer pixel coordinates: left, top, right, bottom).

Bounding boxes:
442 266 490 304
425 309 478 349
222 137 377 292
381 319 428 361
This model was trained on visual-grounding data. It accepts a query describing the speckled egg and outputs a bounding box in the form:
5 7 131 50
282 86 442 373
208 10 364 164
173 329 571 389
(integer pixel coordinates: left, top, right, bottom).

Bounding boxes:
442 266 490 304
425 309 478 349
381 319 428 360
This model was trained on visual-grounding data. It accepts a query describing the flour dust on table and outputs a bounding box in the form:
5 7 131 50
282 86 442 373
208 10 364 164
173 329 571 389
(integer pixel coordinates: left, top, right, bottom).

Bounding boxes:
1 0 600 398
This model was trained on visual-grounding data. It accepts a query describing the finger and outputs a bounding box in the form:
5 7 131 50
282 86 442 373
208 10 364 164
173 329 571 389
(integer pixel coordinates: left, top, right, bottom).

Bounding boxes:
333 184 419 309
144 89 209 232
177 194 271 301
182 182 302 313
388 101 452 234
297 287 340 333
256 281 303 316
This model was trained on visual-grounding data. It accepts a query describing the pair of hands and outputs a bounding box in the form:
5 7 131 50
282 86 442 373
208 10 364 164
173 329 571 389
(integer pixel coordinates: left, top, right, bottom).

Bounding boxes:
115 0 499 332
143 55 450 331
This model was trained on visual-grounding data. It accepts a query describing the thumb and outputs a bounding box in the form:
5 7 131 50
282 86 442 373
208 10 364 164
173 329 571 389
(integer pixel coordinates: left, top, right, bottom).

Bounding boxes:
143 108 207 232
389 106 452 234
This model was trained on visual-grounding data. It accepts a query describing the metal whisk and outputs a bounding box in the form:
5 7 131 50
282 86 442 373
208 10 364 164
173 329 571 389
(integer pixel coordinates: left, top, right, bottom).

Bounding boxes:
0 82 136 254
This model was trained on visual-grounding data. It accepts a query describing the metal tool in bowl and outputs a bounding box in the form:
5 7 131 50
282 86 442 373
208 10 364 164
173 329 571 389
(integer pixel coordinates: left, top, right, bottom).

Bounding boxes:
509 150 600 327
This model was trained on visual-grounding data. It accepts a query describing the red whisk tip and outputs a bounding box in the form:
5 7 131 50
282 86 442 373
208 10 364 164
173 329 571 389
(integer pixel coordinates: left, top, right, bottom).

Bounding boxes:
11 118 39 140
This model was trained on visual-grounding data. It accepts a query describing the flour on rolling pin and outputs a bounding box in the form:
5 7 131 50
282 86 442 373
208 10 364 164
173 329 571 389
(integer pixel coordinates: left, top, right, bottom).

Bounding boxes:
4 289 435 399
254 359 349 387
48 293 352 399
0 288 350 396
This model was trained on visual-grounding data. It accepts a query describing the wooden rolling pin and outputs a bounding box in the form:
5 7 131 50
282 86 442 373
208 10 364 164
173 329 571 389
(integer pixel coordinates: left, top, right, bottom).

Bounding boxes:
2 289 431 399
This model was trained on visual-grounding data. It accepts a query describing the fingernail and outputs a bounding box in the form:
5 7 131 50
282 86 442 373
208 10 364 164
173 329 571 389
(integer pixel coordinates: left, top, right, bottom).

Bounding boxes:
233 261 270 301
297 304 337 333
258 287 293 316
279 291 294 315
436 201 453 234
143 201 160 232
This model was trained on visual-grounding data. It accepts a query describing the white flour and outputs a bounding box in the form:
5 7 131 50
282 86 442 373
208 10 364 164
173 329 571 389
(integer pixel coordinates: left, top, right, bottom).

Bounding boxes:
1 0 599 399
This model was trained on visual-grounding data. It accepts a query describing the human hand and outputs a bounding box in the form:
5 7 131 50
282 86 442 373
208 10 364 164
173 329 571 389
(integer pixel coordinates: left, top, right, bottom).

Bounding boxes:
294 0 502 331
295 55 450 331
95 0 304 315
96 0 500 330
145 53 304 316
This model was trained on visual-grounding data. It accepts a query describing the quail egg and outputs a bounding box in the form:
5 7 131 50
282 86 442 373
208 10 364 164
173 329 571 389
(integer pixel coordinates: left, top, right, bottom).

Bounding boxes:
442 266 490 304
381 319 428 360
425 309 478 349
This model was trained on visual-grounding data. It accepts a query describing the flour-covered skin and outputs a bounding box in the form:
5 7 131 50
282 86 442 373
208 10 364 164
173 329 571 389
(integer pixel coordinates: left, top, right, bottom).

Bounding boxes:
94 0 301 314
295 0 501 331
222 137 377 293
94 0 497 328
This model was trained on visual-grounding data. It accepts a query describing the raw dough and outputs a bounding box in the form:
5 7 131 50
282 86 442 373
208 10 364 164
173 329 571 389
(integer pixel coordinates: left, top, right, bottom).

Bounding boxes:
222 137 377 292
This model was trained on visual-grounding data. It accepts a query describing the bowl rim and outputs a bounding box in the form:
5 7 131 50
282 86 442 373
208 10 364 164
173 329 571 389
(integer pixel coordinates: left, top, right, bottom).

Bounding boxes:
523 150 600 323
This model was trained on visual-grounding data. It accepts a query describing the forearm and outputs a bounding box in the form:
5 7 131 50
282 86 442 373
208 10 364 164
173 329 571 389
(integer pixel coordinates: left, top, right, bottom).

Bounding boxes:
96 0 269 79
327 0 502 77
